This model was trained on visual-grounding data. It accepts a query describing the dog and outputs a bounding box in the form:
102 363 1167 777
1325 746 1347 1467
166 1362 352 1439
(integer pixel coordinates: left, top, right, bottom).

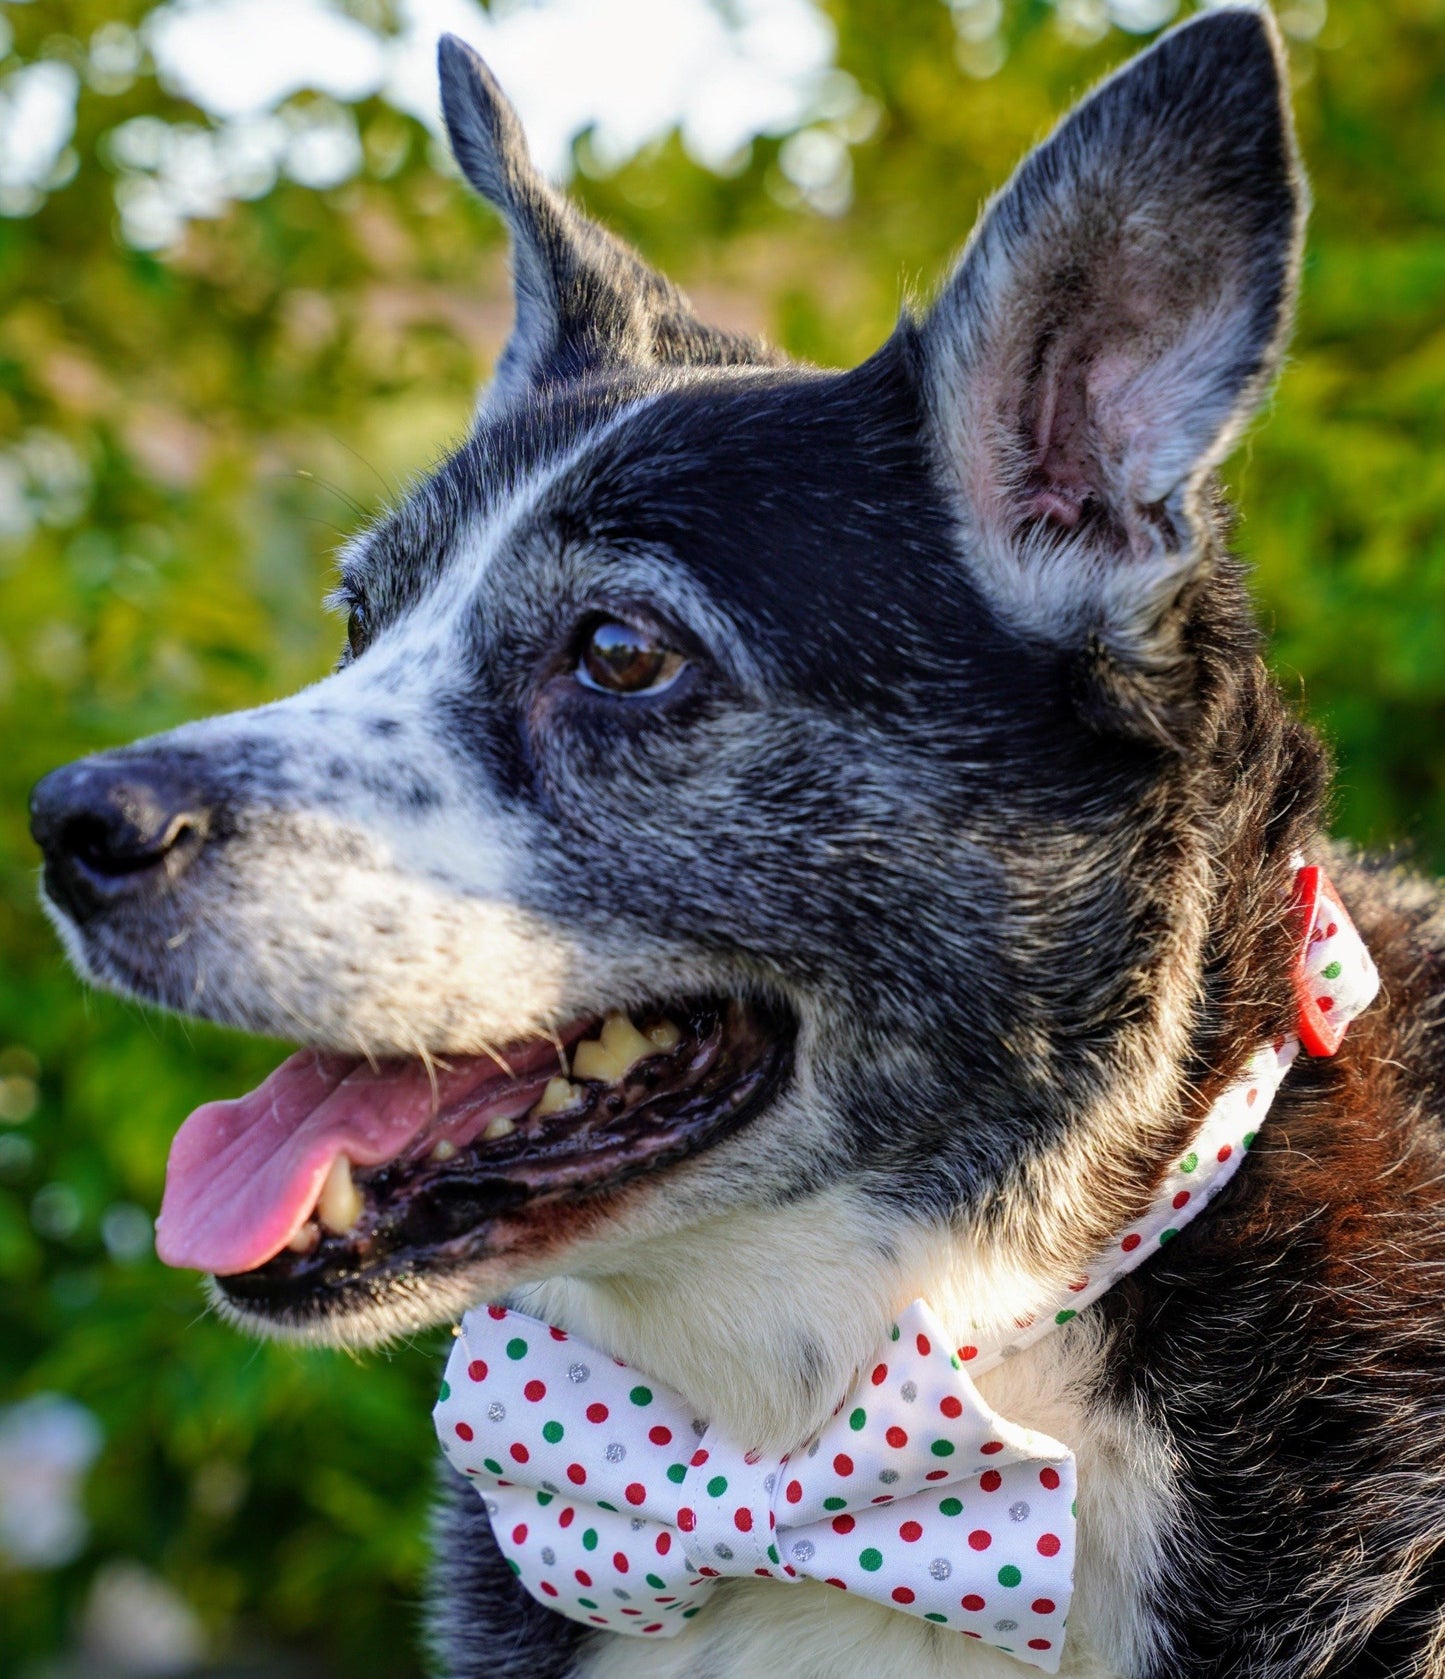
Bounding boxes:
28 7 1445 1676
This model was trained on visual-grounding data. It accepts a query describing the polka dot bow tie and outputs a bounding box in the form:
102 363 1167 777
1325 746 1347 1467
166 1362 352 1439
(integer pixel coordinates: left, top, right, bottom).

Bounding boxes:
435 862 1377 1672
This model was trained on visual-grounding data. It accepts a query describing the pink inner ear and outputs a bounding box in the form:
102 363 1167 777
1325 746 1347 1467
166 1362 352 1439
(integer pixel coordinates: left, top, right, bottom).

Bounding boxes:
1022 345 1096 530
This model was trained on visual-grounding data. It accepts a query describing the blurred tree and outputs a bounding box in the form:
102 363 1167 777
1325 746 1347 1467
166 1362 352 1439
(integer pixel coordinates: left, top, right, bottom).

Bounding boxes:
0 1 1441 1674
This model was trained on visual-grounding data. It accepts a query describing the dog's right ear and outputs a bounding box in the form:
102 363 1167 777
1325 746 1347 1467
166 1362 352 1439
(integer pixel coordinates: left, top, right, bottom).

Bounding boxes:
917 6 1305 692
437 36 778 409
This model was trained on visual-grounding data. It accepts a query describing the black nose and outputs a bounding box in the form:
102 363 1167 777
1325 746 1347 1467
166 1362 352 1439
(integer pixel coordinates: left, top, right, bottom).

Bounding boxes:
29 756 211 924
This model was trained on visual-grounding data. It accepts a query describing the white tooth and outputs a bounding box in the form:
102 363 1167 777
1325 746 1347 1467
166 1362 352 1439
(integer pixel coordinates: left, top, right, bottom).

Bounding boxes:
430 1139 457 1162
531 1077 580 1119
645 1019 681 1051
483 1115 516 1142
573 1013 654 1083
287 1220 320 1254
317 1155 363 1234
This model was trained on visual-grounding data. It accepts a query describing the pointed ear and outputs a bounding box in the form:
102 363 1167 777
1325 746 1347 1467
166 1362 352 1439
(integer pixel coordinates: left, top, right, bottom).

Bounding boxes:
437 36 779 408
919 6 1305 671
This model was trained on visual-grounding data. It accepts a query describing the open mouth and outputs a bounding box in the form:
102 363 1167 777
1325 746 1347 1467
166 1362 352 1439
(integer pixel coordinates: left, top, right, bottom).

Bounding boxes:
156 997 794 1315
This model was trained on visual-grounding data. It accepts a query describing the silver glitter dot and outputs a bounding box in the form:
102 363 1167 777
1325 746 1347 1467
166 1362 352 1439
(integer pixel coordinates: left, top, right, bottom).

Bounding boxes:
994 1619 1018 1633
928 1558 951 1582
878 1468 899 1485
541 1481 560 1496
692 1418 707 1438
568 1362 590 1383
487 1401 506 1422
899 1380 918 1403
790 1540 816 1563
806 1440 820 1458
613 1588 631 1601
713 1543 734 1561
630 1517 646 1532
605 1442 626 1464
763 1472 776 1495
1008 1500 1030 1523
540 1547 556 1566
483 1498 499 1516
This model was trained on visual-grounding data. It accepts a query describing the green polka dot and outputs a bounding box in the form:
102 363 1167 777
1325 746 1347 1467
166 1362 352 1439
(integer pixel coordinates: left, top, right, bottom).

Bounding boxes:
542 1420 564 1444
1323 960 1342 980
890 1325 900 1341
597 1501 616 1513
859 1547 883 1572
930 1439 955 1458
1071 1499 1077 1517
939 1497 963 1517
646 1573 666 1590
766 1544 779 1564
666 1463 686 1484
950 1355 959 1370
483 1458 503 1475
682 1608 701 1619
507 1558 521 1576
1159 1228 1178 1245
629 1385 653 1406
506 1337 528 1360
536 1492 553 1507
578 1598 597 1610
1243 1131 1257 1149
849 1407 867 1430
824 1496 846 1511
706 1475 728 1498
1180 1151 1198 1173
998 1564 1022 1588
582 1528 598 1551
1054 1309 1076 1325
925 1612 948 1624
438 1380 451 1401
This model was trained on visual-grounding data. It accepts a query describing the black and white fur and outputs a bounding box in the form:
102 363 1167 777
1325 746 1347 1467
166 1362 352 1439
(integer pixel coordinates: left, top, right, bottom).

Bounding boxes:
30 8 1445 1676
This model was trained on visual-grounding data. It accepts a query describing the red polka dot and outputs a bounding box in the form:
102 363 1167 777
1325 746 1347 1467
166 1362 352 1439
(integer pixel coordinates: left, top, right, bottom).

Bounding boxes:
1326 922 1338 939
1121 1232 1142 1253
1068 1275 1089 1292
826 1577 848 1591
916 1333 931 1356
613 1552 629 1573
523 1379 546 1402
980 1441 1004 1455
831 1514 855 1535
968 1530 992 1551
892 1586 916 1605
697 1565 718 1577
833 1453 854 1477
625 1483 646 1506
575 1569 592 1587
585 1402 608 1424
1032 1598 1056 1615
566 1463 586 1485
1246 1087 1259 1107
588 1616 607 1625
980 1470 1002 1493
509 1443 529 1464
754 1567 771 1577
648 1425 672 1446
454 1422 473 1442
643 1624 663 1633
467 1360 488 1382
1173 1190 1191 1210
871 1495 892 1505
690 1449 709 1467
655 1531 671 1554
1028 1640 1052 1652
734 1508 753 1533
785 1479 803 1505
962 1593 986 1611
1218 1144 1234 1163
871 1363 888 1386
512 1523 528 1544
925 1469 949 1481
1037 1532 1062 1557
677 1508 696 1532
548 1326 567 1341
1039 1467 1061 1490
899 1520 923 1542
1317 995 1334 1012
940 1395 963 1419
540 1582 558 1597
487 1304 507 1320
559 1508 575 1529
885 1426 908 1449
958 1345 978 1361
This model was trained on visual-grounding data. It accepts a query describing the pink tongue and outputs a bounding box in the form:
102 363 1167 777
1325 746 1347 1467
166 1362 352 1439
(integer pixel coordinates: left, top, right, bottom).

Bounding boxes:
156 1048 515 1275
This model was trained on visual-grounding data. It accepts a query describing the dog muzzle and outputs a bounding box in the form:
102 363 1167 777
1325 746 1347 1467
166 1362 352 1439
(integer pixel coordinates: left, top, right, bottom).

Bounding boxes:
434 862 1378 1670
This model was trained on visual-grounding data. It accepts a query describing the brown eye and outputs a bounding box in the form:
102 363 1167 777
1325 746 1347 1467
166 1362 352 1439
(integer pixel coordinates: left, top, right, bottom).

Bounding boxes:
347 601 370 659
577 618 686 696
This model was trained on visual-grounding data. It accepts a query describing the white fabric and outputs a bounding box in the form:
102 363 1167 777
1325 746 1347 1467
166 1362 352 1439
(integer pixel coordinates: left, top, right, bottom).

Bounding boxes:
435 864 1378 1670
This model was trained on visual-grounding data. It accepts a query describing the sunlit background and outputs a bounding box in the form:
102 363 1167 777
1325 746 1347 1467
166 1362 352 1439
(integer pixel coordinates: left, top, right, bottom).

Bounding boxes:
2 0 1442 1673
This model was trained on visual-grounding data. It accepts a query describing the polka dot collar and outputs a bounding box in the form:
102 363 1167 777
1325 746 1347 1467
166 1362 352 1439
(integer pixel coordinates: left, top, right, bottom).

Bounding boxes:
434 864 1376 1670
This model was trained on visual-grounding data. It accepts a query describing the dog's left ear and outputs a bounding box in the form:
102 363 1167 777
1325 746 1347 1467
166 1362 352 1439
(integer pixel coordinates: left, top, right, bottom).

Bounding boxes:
438 36 779 410
918 6 1305 678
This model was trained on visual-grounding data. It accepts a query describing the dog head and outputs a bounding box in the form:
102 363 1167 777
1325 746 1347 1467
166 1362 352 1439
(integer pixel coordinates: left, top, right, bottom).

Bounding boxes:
30 9 1312 1437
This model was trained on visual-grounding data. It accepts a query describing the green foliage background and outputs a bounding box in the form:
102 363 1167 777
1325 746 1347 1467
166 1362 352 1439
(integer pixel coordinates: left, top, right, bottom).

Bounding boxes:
1 0 1441 1673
